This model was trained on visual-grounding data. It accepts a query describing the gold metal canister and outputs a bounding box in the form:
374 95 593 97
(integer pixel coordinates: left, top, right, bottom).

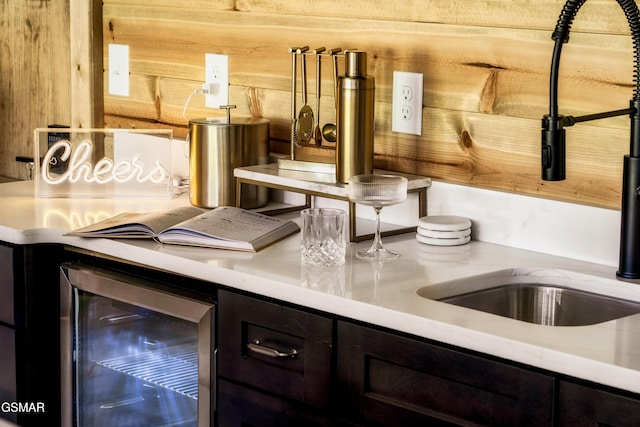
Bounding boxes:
189 116 269 208
336 50 375 183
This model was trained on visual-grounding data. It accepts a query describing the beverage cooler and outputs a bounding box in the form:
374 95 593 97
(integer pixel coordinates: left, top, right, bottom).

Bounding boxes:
60 263 215 427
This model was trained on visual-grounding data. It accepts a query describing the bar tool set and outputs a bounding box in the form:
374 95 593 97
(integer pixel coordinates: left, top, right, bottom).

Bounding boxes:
282 46 375 183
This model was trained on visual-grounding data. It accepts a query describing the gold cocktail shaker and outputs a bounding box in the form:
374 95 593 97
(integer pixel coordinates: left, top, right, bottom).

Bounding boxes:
336 50 375 183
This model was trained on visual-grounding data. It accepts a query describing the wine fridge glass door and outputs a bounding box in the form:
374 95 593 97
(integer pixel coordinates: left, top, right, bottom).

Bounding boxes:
76 290 199 426
60 264 214 427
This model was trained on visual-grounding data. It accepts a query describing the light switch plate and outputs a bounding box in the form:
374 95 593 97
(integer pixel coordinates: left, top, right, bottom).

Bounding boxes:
108 44 129 97
392 71 423 135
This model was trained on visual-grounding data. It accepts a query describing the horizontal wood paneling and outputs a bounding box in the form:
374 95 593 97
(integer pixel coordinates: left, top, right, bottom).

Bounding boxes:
104 0 633 34
0 0 71 180
102 1 637 209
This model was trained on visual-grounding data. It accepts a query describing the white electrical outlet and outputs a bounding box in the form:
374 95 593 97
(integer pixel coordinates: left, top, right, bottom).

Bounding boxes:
392 71 423 135
205 53 229 108
108 44 129 96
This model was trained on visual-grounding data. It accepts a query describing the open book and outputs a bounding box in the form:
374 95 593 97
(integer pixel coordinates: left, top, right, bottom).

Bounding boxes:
65 206 300 252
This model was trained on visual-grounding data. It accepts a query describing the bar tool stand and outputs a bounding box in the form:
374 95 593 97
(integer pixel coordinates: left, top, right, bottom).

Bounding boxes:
278 46 343 174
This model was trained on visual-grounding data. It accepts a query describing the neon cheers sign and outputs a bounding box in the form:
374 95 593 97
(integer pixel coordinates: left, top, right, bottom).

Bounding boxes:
41 139 169 185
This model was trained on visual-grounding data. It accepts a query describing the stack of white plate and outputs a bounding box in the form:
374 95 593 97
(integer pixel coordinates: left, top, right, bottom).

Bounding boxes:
416 215 472 246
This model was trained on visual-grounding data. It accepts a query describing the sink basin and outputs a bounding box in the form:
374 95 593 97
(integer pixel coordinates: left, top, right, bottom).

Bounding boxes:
417 269 640 326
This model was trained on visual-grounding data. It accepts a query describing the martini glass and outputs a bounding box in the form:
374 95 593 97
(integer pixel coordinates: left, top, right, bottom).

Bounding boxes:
348 174 408 259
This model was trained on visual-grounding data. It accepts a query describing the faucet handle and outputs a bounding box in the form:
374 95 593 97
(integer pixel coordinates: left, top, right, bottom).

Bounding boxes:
541 115 566 181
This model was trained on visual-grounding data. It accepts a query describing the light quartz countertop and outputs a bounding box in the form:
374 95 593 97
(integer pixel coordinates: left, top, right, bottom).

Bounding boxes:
2 180 640 394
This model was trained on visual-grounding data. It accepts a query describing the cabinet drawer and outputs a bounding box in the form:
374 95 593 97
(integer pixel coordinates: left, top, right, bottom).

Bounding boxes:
558 381 640 426
337 321 554 427
218 290 333 408
0 244 14 326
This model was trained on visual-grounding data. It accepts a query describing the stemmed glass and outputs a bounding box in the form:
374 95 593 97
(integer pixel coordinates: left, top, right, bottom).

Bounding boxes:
348 174 408 259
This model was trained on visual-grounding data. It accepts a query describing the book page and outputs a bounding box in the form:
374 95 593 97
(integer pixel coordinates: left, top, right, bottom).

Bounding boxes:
63 212 153 237
167 206 291 242
67 206 206 237
134 206 206 234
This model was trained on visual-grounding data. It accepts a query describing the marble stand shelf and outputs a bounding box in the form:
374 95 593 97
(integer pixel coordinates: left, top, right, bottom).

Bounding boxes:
234 163 431 242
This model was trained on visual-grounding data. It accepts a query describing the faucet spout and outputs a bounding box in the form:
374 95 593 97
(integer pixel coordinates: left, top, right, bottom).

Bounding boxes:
543 0 640 281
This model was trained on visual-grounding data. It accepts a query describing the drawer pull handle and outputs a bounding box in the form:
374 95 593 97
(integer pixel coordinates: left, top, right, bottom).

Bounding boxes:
247 339 298 359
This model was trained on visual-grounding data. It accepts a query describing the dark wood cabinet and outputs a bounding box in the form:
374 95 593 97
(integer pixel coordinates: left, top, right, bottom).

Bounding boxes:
0 242 65 427
216 289 640 427
336 321 554 427
557 380 640 426
0 243 17 425
0 325 17 424
217 379 334 427
217 291 334 425
0 244 14 326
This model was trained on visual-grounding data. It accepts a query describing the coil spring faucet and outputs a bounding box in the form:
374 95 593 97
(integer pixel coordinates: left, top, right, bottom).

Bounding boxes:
542 0 640 280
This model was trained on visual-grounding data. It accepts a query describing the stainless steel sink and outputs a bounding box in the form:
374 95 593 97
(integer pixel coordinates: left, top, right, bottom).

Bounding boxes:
417 269 640 326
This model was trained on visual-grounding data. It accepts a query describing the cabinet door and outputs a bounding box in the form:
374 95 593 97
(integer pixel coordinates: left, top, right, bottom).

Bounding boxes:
217 379 335 427
0 244 14 326
218 290 333 409
0 324 17 424
337 321 554 427
558 381 640 426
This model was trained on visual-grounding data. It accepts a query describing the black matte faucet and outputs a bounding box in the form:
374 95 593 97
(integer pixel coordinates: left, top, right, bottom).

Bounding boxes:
542 0 640 281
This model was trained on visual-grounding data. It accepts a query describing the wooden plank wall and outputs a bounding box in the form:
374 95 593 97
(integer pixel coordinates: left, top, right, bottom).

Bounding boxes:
0 0 71 180
106 1 640 209
70 0 104 130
